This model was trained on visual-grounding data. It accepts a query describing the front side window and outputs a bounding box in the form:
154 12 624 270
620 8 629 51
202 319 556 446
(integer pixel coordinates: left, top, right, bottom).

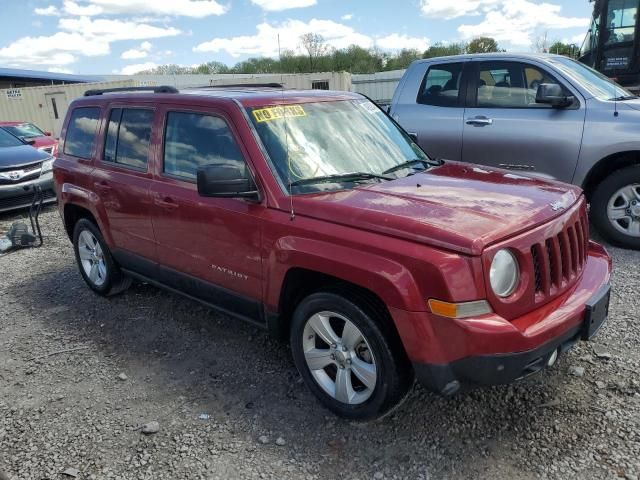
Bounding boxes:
248 99 430 194
474 61 565 108
102 108 153 169
163 111 247 181
605 0 637 44
64 107 100 159
417 63 464 107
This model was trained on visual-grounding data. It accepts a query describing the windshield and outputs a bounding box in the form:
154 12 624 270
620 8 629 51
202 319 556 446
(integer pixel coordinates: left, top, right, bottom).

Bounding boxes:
550 56 636 100
3 123 45 139
248 99 429 194
0 128 24 148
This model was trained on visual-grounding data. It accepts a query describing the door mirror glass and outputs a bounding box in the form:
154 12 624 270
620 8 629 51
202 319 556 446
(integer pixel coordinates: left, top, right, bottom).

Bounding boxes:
197 164 259 200
536 83 574 107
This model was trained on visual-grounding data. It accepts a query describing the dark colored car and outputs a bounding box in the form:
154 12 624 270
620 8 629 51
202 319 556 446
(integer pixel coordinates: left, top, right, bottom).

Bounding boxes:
0 121 58 157
53 86 612 419
0 128 56 213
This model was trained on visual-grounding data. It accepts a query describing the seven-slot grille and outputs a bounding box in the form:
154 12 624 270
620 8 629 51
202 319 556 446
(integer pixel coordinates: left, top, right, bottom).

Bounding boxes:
530 211 589 298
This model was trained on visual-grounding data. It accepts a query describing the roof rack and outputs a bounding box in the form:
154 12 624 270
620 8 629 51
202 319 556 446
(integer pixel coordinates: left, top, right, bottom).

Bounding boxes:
192 83 284 89
84 86 179 97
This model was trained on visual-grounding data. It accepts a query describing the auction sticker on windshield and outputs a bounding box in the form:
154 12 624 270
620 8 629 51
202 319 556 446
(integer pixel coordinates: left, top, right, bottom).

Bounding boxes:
252 105 306 123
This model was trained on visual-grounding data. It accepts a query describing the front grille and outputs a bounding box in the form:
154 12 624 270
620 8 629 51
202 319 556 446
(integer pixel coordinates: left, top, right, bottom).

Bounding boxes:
531 211 589 298
0 189 55 211
0 162 43 185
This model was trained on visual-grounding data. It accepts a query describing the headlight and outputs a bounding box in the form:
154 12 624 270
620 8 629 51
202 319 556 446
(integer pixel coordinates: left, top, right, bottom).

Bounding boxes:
41 157 55 173
490 249 519 297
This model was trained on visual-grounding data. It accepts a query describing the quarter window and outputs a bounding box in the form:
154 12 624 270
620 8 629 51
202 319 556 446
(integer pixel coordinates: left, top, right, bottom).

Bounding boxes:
475 62 566 108
163 112 247 181
417 63 464 107
64 107 100 159
103 108 153 169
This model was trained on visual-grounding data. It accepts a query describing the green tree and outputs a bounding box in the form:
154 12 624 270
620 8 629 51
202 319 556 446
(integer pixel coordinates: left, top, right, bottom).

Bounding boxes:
466 37 501 54
385 49 423 71
548 41 578 58
423 42 466 59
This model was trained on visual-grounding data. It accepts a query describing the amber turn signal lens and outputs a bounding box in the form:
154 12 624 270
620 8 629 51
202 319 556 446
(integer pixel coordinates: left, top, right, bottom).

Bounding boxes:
428 299 492 319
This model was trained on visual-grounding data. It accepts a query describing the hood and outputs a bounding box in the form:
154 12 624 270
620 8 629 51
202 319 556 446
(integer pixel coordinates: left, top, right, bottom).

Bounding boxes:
620 98 640 112
292 162 582 255
0 145 51 169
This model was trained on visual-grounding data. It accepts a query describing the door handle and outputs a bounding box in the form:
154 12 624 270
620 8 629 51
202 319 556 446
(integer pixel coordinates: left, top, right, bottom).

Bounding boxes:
94 181 112 193
466 116 493 126
154 196 179 210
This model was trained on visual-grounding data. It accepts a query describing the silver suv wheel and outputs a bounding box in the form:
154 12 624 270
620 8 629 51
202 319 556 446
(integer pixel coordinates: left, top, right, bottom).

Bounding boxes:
607 183 640 237
77 230 107 287
302 311 377 405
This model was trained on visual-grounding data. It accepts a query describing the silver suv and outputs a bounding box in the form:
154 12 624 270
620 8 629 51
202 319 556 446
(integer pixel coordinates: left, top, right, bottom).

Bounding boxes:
390 53 640 249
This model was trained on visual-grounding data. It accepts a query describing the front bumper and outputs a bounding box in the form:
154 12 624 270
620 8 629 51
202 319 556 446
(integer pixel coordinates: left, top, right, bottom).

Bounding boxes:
0 173 56 213
390 242 612 395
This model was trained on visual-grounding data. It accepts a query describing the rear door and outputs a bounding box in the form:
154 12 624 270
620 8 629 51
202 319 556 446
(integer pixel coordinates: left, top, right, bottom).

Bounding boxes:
91 105 157 270
149 105 264 319
461 60 586 182
391 60 467 161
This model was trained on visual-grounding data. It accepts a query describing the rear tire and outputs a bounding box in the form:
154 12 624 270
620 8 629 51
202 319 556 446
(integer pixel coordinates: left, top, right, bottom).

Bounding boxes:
290 291 413 420
591 165 640 250
73 219 131 296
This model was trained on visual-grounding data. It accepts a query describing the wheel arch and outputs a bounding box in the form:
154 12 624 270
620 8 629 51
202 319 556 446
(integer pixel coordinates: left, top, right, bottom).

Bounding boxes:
582 151 640 200
63 203 99 240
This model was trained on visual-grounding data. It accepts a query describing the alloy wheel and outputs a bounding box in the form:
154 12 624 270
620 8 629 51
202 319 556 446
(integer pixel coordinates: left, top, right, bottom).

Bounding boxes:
607 183 640 237
302 311 377 405
77 230 107 287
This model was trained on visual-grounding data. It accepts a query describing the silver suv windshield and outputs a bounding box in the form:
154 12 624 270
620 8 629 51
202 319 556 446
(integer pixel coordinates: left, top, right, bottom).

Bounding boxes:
247 99 430 194
549 56 636 101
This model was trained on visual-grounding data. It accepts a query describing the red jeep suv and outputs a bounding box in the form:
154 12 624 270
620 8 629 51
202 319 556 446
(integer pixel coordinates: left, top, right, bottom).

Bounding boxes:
53 85 612 419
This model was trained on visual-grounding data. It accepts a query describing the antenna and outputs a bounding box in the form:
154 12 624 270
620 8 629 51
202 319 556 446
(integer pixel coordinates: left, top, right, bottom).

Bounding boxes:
279 33 295 221
613 67 619 117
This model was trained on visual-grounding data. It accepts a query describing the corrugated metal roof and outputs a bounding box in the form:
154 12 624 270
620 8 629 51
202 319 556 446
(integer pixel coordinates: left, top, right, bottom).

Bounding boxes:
0 67 103 83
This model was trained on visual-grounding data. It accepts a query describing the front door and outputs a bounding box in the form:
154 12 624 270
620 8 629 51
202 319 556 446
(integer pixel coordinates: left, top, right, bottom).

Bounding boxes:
149 107 264 320
44 92 69 137
461 60 586 183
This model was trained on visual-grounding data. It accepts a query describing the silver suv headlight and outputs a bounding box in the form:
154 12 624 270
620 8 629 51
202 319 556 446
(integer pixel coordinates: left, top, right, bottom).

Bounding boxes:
41 156 55 173
490 249 519 297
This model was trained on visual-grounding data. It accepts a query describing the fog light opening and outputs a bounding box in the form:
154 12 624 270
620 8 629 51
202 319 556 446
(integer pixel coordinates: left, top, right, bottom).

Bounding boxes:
547 349 559 368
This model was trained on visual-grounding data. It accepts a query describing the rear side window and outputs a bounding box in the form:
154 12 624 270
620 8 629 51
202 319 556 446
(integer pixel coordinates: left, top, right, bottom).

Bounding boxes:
64 107 100 159
417 63 464 107
163 111 247 181
103 108 153 169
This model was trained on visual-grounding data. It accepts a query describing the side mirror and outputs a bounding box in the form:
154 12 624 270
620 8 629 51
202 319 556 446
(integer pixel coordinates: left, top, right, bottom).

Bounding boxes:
44 131 52 136
196 164 260 201
536 83 574 108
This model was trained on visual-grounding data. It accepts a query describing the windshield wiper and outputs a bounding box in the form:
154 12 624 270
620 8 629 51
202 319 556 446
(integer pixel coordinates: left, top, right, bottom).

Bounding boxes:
382 158 439 176
611 95 637 101
289 172 393 187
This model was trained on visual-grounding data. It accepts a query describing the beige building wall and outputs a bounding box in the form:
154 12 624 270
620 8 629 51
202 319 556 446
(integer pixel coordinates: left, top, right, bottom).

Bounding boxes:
0 80 135 137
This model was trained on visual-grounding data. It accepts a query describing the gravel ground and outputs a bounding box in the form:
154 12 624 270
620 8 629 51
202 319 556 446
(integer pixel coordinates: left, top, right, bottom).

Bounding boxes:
0 207 639 480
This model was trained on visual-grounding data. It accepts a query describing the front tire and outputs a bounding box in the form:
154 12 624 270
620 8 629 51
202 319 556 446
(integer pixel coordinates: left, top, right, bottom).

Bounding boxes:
73 219 131 296
290 291 412 420
591 165 640 249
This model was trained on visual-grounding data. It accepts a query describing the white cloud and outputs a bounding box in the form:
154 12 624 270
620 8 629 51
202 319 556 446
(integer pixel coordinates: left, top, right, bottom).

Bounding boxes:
118 61 158 75
121 41 153 59
61 0 227 17
250 0 316 11
194 18 372 58
34 5 61 16
457 1 589 46
0 17 180 68
59 16 181 41
376 34 430 51
420 0 501 20
341 14 353 21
